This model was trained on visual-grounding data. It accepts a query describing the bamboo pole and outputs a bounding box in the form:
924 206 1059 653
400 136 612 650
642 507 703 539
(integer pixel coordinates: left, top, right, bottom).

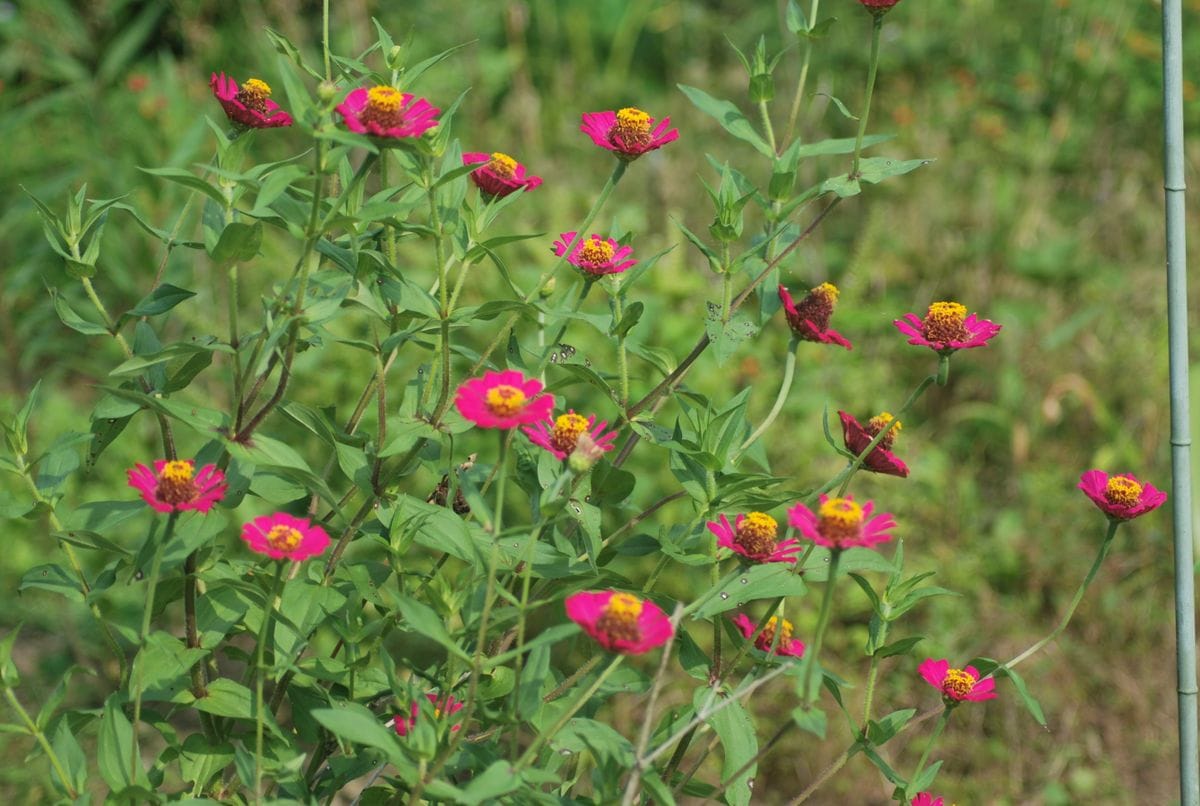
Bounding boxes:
1161 0 1198 802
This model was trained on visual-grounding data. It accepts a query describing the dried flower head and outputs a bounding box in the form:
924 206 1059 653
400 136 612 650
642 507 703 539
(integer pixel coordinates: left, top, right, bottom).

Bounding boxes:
778 283 851 348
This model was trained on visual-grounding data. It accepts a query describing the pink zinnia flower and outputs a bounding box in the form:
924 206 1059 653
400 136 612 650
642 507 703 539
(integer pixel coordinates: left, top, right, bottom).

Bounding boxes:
894 301 1001 354
523 410 618 461
911 794 944 806
787 495 896 551
210 73 293 129
708 512 801 564
240 512 330 561
838 411 909 478
392 692 464 737
127 459 227 514
918 658 997 705
553 232 636 277
565 590 673 654
463 152 542 197
581 108 678 161
1078 470 1167 521
778 283 851 349
337 86 440 139
454 369 555 429
731 613 805 657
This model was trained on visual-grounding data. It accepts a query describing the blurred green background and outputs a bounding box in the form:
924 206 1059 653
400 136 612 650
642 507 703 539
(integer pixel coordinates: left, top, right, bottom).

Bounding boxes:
2 0 1199 803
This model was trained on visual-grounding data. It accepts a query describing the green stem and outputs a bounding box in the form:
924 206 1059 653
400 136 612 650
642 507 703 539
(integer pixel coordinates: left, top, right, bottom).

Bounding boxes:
784 0 821 144
321 0 331 80
738 336 799 456
612 278 630 405
907 707 950 798
801 549 841 707
851 15 884 177
513 655 625 772
999 521 1121 673
229 263 243 416
680 565 746 619
80 277 132 357
131 512 177 782
860 620 889 727
466 161 627 379
3 688 77 799
758 99 777 154
254 562 287 804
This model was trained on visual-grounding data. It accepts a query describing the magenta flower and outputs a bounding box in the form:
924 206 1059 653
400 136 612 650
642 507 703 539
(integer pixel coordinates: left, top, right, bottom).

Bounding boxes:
838 411 909 478
708 512 801 564
240 512 330 561
860 0 903 12
463 152 542 197
337 86 440 139
778 283 851 349
565 590 674 654
210 73 293 129
918 658 997 705
523 410 618 461
894 301 1001 353
127 459 227 514
1078 470 1167 521
731 613 805 657
580 107 678 161
553 232 636 277
787 495 896 551
911 794 943 806
454 369 555 429
392 692 464 737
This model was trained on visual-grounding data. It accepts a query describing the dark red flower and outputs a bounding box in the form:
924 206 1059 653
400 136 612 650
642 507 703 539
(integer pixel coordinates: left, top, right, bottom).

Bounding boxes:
778 283 851 348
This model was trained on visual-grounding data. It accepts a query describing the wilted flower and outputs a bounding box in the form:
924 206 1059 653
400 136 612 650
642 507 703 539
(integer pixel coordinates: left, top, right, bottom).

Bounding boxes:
392 692 464 737
566 590 674 654
778 283 851 349
240 512 330 561
731 612 805 657
454 369 555 429
128 459 227 514
337 86 440 139
1078 470 1167 521
523 410 618 461
708 512 802 564
893 301 1001 353
210 73 293 129
839 411 909 478
787 495 896 551
553 232 636 277
463 152 542 197
581 107 678 161
918 658 996 705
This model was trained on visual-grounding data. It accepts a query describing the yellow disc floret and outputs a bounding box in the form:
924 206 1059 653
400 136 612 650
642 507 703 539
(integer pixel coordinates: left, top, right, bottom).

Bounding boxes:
488 152 518 178
922 301 969 344
867 412 902 450
267 525 303 553
818 497 864 545
735 512 779 558
360 86 406 128
484 385 527 417
236 78 273 112
611 107 653 149
812 282 840 304
156 460 198 504
758 616 794 649
579 236 616 266
596 592 645 644
550 412 590 453
1105 476 1143 507
942 667 977 699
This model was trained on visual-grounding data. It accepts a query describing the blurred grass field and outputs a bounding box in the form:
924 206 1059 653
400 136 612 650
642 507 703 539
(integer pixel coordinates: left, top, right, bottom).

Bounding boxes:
2 0 1200 802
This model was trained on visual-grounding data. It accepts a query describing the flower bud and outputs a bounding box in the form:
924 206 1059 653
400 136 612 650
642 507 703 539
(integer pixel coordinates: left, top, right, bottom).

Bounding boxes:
568 433 606 474
386 45 405 70
317 80 337 103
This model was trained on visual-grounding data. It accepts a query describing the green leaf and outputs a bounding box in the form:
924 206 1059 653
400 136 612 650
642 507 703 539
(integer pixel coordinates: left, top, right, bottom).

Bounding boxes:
678 84 775 158
394 596 470 661
704 304 758 367
125 284 196 319
50 289 109 336
1000 666 1047 727
821 156 934 199
133 631 207 701
311 704 405 767
210 221 264 264
696 563 807 619
50 719 88 796
874 635 924 659
458 760 522 804
791 704 827 739
611 301 644 338
0 624 22 686
696 686 757 806
97 693 150 791
191 678 255 719
140 167 226 205
19 564 83 602
866 708 915 745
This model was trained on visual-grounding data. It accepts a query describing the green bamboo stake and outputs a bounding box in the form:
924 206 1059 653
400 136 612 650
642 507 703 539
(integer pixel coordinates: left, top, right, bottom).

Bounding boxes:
1162 0 1198 802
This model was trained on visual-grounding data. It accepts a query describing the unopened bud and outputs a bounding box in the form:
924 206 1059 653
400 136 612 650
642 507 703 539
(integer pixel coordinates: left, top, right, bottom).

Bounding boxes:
386 45 405 70
568 433 605 474
539 277 556 298
317 80 337 103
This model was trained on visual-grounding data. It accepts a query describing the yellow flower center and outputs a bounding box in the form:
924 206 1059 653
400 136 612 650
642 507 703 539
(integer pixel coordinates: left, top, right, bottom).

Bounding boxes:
813 282 840 304
487 152 517 178
817 498 864 545
922 301 969 344
361 85 406 128
1105 476 1143 507
867 412 901 450
266 525 303 552
611 107 653 149
942 667 977 699
237 78 272 112
758 616 794 650
734 512 779 558
484 384 527 417
156 460 198 504
787 281 839 336
596 592 644 644
550 412 589 454
578 236 616 267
